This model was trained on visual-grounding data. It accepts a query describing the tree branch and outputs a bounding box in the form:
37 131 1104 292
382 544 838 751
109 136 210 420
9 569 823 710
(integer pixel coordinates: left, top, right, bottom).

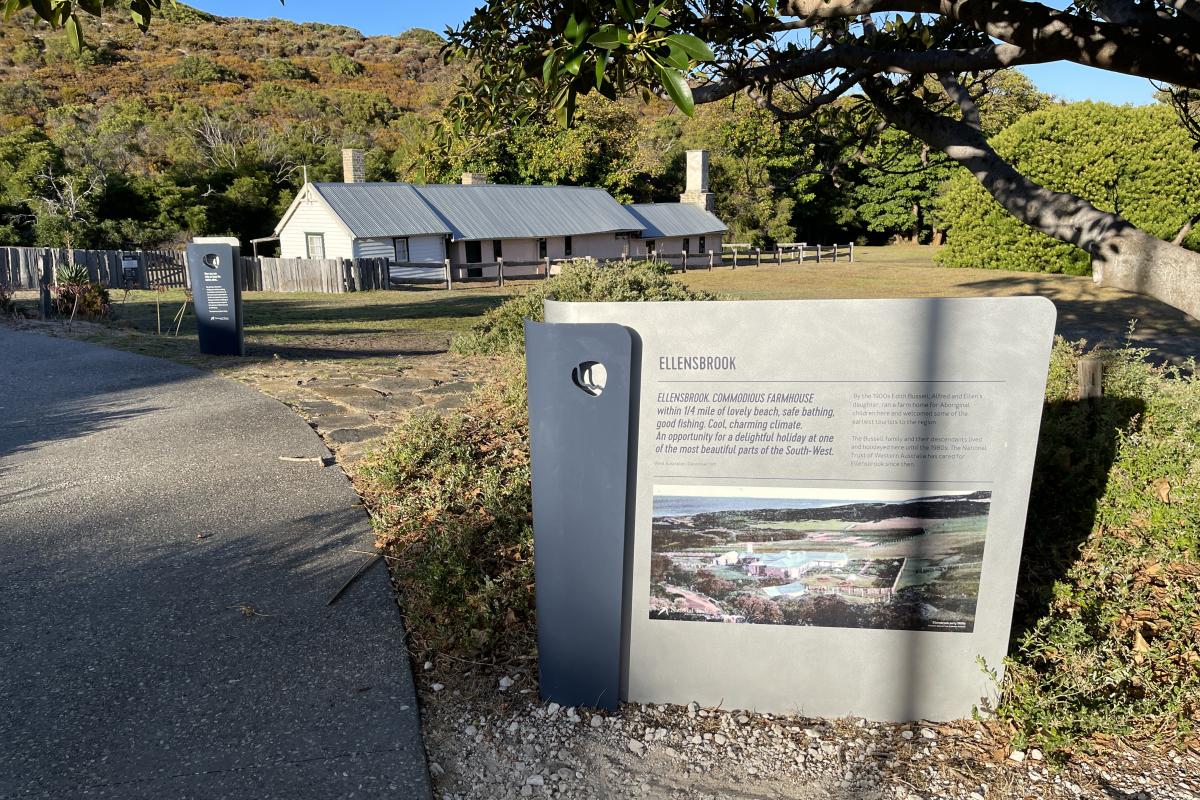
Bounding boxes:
774 0 1200 87
693 43 1050 104
936 74 982 131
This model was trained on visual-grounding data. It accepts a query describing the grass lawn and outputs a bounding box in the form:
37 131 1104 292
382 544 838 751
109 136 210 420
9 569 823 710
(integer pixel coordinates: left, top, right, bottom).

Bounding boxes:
677 245 1200 362
13 246 1200 364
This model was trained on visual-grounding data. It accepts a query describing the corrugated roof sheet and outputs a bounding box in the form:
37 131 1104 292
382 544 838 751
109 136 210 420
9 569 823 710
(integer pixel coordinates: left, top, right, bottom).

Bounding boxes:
624 203 728 238
413 184 643 240
311 183 451 238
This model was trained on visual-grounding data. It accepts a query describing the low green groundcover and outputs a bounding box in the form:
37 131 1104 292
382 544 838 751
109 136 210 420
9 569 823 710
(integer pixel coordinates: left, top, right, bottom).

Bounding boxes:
357 262 1200 754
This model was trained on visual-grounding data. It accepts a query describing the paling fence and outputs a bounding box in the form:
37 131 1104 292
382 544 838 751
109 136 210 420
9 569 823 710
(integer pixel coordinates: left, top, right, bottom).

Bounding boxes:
0 247 188 290
250 257 392 293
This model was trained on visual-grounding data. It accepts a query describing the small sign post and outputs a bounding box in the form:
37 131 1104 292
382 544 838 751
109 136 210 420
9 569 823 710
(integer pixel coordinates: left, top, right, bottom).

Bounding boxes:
185 238 244 356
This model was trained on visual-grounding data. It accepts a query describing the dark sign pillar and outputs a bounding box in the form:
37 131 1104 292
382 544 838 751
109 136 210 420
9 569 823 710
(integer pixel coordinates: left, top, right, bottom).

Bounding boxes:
186 241 244 356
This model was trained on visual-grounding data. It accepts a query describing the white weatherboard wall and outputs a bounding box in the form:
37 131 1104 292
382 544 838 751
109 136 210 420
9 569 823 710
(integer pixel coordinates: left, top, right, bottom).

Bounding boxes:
279 192 354 259
409 236 446 263
353 238 396 260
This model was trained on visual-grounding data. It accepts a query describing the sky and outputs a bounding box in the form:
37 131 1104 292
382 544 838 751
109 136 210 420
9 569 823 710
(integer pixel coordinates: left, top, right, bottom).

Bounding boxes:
194 1 1159 106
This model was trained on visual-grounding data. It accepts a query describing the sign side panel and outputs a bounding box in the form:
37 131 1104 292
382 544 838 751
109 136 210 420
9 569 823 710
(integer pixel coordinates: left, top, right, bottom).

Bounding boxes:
526 321 632 711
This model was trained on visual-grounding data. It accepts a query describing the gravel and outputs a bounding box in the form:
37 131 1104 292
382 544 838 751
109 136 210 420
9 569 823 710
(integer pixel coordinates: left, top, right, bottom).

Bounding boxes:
417 673 1200 800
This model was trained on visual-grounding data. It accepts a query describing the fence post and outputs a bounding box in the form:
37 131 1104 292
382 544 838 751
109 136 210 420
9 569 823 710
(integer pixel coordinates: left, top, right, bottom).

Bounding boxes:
817 244 823 263
445 258 453 291
708 250 714 269
544 256 551 276
1078 356 1104 399
756 248 762 268
498 257 504 288
39 250 52 319
834 244 839 262
732 249 738 269
681 251 687 273
777 248 782 267
849 242 855 263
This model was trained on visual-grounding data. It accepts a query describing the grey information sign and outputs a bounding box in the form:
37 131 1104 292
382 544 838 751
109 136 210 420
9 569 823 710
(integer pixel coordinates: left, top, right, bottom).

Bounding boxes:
186 241 244 356
534 297 1056 721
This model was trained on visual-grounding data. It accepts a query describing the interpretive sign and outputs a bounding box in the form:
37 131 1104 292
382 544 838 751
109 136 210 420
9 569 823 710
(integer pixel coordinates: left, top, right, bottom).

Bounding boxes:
185 240 244 356
526 298 1056 721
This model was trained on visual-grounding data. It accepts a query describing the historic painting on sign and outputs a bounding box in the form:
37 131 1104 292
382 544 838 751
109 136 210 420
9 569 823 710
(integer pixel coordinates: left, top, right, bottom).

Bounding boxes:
649 488 991 632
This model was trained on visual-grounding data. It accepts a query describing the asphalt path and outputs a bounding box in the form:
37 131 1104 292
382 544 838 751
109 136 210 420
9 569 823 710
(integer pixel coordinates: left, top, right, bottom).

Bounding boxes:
0 329 431 799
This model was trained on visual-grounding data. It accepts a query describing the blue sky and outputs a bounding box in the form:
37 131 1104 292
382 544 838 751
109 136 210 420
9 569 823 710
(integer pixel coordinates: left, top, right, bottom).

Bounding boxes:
194 1 1158 105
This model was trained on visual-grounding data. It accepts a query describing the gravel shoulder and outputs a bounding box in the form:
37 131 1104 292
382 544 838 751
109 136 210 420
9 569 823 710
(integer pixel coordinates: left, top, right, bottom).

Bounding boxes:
416 672 1200 800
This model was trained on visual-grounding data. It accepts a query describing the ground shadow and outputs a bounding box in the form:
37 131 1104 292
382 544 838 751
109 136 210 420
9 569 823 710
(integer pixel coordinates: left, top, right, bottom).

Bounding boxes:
1011 395 1143 640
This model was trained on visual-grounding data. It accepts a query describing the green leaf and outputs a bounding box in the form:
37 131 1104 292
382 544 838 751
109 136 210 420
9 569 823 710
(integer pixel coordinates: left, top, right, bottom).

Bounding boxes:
615 0 636 24
663 43 689 70
657 65 694 116
563 51 584 76
644 1 666 28
588 25 626 49
563 13 588 45
666 33 714 62
3 0 23 22
594 49 608 89
65 12 82 51
542 51 559 85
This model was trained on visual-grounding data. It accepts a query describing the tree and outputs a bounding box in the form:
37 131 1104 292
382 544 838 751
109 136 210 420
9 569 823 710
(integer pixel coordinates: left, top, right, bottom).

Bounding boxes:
428 0 1200 318
934 102 1200 273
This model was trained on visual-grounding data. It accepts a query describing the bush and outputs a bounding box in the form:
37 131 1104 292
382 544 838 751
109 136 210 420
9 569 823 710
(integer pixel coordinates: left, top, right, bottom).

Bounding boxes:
329 52 365 77
452 259 716 356
934 103 1200 274
54 282 111 319
261 57 312 81
172 55 237 84
356 370 533 662
1001 339 1200 753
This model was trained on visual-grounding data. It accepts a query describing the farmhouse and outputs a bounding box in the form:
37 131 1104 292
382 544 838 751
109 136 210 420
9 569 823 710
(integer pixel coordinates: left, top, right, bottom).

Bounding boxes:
273 149 727 279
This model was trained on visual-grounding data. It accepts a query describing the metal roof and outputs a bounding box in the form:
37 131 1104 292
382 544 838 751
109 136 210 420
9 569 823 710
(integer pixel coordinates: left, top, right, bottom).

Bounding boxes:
413 184 643 240
310 183 452 238
624 203 728 238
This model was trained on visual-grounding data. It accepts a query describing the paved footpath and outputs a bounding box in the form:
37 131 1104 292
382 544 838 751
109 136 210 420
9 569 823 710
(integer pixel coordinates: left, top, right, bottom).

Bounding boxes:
0 329 431 799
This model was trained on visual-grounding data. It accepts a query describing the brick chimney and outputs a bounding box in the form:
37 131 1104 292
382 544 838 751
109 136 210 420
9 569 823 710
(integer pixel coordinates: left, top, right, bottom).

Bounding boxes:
342 148 365 183
679 149 715 213
461 172 489 185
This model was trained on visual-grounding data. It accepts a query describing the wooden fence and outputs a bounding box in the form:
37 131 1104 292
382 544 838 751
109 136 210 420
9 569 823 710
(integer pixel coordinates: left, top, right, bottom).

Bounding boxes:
0 247 190 290
250 257 392 293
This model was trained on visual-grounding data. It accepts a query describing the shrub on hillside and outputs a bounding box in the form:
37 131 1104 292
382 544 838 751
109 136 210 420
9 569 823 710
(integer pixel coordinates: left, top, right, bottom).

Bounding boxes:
452 259 715 356
172 55 237 84
328 52 365 77
933 103 1200 274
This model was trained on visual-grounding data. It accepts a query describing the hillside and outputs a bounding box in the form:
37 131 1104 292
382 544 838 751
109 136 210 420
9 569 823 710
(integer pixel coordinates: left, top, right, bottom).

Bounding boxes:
0 6 471 247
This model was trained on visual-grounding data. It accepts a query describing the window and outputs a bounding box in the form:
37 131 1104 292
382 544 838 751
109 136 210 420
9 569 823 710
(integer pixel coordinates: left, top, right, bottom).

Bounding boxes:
564 236 573 257
393 237 409 263
682 238 690 254
465 240 482 263
493 240 503 261
646 239 656 255
699 236 706 253
305 232 325 259
538 238 547 259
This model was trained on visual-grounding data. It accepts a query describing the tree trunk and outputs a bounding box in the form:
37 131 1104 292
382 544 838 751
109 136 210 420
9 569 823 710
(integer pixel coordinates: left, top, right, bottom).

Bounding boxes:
868 86 1200 320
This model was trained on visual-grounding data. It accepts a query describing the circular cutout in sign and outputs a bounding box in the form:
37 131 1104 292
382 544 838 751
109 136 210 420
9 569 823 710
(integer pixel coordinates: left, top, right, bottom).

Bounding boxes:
572 361 607 397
